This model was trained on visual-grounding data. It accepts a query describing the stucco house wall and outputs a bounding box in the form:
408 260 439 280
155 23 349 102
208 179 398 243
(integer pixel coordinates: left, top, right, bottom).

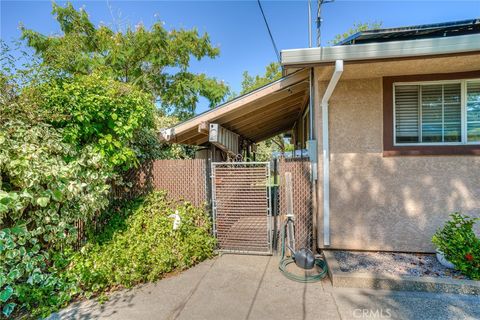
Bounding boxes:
315 73 480 253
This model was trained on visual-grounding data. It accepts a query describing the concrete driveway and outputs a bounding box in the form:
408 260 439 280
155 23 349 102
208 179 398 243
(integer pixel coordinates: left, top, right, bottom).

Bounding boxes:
50 254 480 320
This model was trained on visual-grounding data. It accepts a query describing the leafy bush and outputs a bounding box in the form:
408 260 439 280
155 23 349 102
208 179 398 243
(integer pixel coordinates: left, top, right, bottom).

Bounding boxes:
35 72 159 170
0 48 204 317
1 188 215 317
432 213 480 280
67 191 215 297
0 120 111 317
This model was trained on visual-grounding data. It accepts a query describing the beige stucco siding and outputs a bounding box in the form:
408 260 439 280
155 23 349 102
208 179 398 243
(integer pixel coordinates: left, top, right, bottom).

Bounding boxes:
316 76 480 252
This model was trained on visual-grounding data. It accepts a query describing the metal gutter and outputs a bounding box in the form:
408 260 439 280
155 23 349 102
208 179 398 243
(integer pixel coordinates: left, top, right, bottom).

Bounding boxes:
281 34 480 66
321 60 343 247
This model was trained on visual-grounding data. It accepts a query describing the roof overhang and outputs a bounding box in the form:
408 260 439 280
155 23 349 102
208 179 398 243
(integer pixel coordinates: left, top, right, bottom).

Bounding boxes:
161 69 309 145
281 34 480 67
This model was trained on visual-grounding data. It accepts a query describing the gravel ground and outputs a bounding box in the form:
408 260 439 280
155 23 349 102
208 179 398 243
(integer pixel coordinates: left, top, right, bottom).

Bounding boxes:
333 251 468 279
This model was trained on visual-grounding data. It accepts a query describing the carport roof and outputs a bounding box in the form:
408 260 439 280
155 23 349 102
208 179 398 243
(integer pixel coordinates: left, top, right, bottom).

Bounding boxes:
161 69 309 145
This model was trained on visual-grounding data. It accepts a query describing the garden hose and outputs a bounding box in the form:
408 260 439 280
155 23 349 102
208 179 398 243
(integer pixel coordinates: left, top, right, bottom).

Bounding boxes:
278 219 328 283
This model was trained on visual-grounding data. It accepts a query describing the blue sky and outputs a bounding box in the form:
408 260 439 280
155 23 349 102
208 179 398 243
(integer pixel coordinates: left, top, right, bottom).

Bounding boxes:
1 0 479 114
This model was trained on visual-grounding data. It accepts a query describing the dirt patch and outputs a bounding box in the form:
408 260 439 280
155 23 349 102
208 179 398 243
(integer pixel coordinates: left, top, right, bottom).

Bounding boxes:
333 251 468 279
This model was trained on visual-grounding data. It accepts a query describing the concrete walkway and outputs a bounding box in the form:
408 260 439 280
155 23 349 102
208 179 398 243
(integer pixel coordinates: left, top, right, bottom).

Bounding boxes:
50 254 480 320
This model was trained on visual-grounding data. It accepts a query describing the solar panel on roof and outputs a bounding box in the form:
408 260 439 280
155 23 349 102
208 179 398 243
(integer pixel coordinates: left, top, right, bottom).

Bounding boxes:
336 19 480 46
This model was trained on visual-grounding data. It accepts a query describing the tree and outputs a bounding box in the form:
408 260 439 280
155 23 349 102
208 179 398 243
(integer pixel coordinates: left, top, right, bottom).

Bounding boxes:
329 22 382 45
20 2 229 120
240 62 282 94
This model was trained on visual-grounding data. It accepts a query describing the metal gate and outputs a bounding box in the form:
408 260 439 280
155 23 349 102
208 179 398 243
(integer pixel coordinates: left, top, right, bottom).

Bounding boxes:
211 162 272 254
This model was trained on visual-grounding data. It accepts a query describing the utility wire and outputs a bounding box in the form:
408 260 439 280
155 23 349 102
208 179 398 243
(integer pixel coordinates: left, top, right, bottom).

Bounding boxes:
316 0 335 46
257 0 281 64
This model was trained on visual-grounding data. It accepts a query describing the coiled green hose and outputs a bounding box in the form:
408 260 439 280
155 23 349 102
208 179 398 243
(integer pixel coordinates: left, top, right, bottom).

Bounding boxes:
278 219 328 283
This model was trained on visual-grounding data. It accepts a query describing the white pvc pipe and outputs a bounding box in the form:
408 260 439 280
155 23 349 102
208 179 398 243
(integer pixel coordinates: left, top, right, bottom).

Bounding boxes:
322 60 343 246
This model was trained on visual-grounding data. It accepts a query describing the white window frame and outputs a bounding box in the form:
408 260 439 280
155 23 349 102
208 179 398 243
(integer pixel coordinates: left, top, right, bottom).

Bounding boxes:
393 78 480 146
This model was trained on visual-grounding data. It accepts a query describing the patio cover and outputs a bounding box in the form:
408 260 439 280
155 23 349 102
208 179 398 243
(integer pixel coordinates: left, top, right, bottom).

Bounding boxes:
161 69 309 145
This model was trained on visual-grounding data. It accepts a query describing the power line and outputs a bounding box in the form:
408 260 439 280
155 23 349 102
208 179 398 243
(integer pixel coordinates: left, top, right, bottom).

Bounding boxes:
257 0 281 64
316 0 334 47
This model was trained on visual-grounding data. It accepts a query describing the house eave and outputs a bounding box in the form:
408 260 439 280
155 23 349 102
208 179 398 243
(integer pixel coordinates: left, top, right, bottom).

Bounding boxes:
281 34 480 67
160 69 310 145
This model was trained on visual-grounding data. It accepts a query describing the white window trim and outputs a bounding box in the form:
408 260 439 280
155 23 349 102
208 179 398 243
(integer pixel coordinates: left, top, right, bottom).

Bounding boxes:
393 78 480 146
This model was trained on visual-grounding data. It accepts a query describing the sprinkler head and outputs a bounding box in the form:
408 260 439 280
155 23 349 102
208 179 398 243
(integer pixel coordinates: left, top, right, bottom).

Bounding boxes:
294 248 315 269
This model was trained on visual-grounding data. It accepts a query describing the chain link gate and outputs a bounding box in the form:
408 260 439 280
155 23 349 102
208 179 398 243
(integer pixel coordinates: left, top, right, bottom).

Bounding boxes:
211 162 272 254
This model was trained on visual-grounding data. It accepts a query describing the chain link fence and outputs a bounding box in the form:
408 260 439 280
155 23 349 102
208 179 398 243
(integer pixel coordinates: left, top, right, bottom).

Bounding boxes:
75 157 314 254
277 158 313 251
76 159 207 248
111 159 207 207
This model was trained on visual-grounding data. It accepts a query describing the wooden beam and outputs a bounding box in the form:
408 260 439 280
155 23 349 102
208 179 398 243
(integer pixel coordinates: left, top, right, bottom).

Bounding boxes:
222 90 305 123
183 133 209 145
174 82 307 144
230 106 302 134
294 91 310 123
173 70 309 135
178 103 302 145
224 95 304 130
214 82 308 123
244 111 300 138
252 124 295 142
198 121 209 135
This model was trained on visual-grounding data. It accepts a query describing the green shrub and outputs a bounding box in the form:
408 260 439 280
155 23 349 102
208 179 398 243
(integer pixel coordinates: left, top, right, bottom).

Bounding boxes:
432 212 480 280
35 72 159 170
0 41 215 317
0 120 111 317
1 188 215 317
67 191 216 297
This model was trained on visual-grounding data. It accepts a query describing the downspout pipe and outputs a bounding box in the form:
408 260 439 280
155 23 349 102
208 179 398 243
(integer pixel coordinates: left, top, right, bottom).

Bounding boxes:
321 60 343 246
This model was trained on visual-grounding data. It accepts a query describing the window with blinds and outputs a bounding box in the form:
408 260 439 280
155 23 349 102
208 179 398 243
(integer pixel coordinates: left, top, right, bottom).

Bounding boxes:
394 85 419 143
467 81 480 142
394 79 480 145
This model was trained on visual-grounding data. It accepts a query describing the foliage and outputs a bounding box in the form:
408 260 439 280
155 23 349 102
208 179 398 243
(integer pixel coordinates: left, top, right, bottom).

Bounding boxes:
1 6 221 315
0 41 57 126
240 62 282 95
0 120 111 233
253 138 288 162
329 22 383 45
35 72 159 170
2 41 161 169
67 191 215 297
155 114 196 159
21 1 229 120
432 213 480 280
0 120 111 317
3 246 77 318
